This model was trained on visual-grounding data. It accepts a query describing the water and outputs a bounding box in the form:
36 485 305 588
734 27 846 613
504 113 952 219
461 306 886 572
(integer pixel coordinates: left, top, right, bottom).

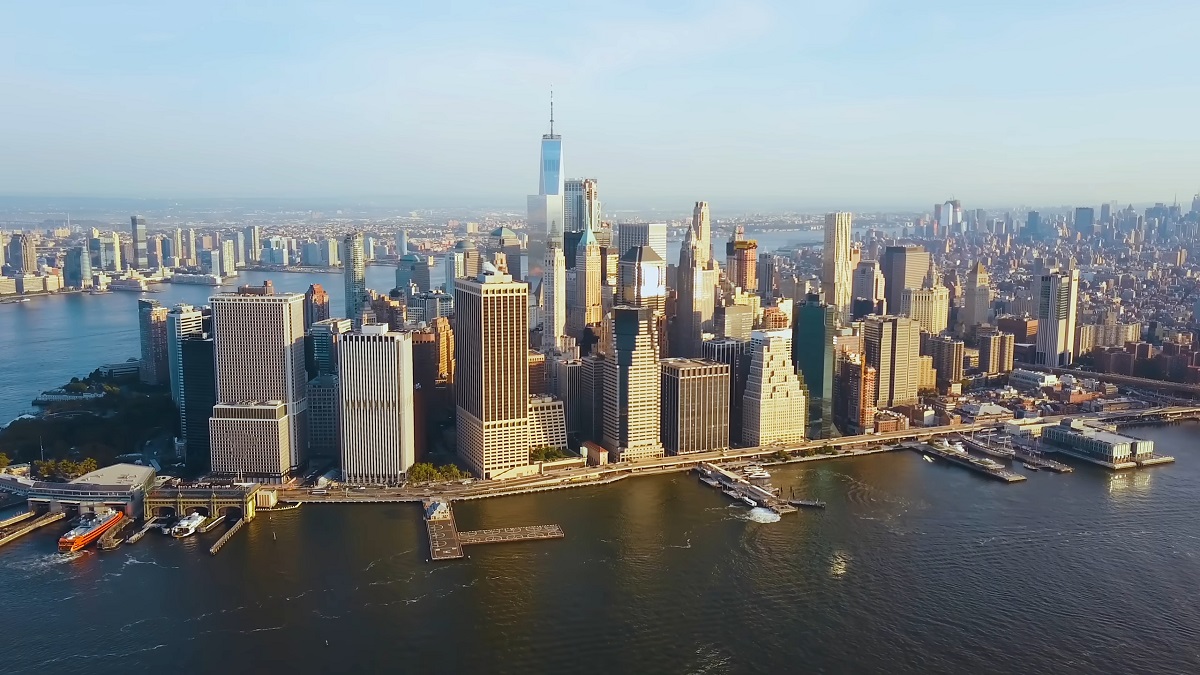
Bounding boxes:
2 425 1199 674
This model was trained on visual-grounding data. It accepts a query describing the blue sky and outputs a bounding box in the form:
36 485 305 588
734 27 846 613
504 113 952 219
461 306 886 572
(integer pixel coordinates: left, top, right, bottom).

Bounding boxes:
2 1 1198 210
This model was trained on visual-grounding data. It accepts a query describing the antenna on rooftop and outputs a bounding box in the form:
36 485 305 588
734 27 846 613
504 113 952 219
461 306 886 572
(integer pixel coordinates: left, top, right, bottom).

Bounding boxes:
549 87 555 136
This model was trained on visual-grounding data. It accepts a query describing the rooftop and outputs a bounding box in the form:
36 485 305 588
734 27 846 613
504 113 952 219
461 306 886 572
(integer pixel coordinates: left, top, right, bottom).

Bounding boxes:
71 463 156 488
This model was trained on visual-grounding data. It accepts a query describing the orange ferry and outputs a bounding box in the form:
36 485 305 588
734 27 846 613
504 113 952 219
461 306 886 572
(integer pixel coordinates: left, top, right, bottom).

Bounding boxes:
58 508 124 553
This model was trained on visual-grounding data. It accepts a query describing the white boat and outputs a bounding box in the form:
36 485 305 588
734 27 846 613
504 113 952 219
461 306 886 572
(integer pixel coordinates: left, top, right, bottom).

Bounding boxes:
170 512 206 538
741 496 757 507
923 455 934 463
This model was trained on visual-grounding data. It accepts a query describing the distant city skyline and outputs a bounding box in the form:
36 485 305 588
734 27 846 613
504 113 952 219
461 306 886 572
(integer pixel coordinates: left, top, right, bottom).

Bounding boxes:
2 2 1199 208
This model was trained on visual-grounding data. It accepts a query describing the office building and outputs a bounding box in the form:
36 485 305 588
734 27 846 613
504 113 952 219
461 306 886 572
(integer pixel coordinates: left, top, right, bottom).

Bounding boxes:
864 315 921 408
8 234 37 274
602 306 664 461
822 212 853 319
455 265 530 478
527 99 565 271
961 262 992 333
660 358 729 455
1035 268 1080 367
63 247 91 289
977 325 1015 374
568 221 603 337
881 245 930 317
692 201 712 265
617 222 667 262
742 329 806 446
542 227 567 351
674 227 703 357
617 245 667 313
208 286 307 481
1074 207 1096 237
179 336 216 466
899 259 950 335
793 294 837 435
310 318 352 378
338 325 416 483
923 333 965 389
565 178 600 233
834 351 876 435
528 396 569 453
304 284 330 329
343 232 366 326
851 259 886 317
138 299 169 386
726 228 758 292
244 226 260 264
166 303 208 408
131 215 148 269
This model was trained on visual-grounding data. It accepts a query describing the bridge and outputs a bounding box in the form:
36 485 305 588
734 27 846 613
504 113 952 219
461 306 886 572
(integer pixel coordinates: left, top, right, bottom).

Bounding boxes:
143 484 262 522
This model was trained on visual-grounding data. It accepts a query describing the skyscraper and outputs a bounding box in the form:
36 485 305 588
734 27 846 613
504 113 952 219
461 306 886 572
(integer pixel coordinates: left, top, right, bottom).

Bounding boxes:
527 94 565 269
834 351 877 435
851 259 886 316
166 304 208 405
660 358 729 455
568 220 602 337
899 259 950 334
702 337 750 445
603 306 664 461
542 228 567 351
1026 211 1042 238
793 294 837 436
863 315 921 408
343 232 366 325
64 246 91 289
617 245 667 314
822 212 853 320
455 265 530 478
1035 268 1080 367
692 201 712 265
881 245 930 316
208 286 308 482
338 325 416 484
1074 207 1096 237
244 226 260 264
564 178 600 233
131 215 148 269
674 227 702 358
8 234 37 274
138 299 169 386
742 329 807 446
977 325 1016 374
180 336 216 466
726 228 758 292
961 262 992 333
923 333 965 389
304 284 330 329
617 222 668 262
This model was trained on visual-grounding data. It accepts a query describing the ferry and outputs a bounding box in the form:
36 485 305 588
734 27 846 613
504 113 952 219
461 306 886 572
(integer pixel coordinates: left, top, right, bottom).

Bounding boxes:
170 512 206 538
58 508 124 553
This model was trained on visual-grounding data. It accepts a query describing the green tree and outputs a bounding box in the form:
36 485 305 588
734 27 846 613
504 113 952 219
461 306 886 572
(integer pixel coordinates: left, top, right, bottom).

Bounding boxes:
437 464 466 481
0 453 10 470
407 463 439 483
33 459 57 479
819 444 835 455
78 458 98 475
771 450 789 462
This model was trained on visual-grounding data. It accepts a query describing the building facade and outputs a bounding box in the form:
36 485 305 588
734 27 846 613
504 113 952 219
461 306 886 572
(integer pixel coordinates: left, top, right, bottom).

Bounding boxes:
742 329 807 446
660 358 730 454
338 326 416 484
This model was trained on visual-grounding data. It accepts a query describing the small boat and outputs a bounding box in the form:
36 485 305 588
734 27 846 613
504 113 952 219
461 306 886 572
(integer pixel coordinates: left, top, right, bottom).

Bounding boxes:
741 496 757 507
788 499 827 509
722 488 740 500
923 455 934 463
1021 463 1040 472
700 476 721 488
170 512 206 538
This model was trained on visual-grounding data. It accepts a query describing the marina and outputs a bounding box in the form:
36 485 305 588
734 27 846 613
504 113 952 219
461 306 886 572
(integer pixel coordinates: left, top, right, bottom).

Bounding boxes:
907 441 1027 483
694 462 798 514
959 434 1074 473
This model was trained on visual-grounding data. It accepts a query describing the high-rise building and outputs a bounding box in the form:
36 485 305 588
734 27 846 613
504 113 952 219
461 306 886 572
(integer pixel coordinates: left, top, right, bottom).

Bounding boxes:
208 287 307 482
702 337 750 445
568 221 603 337
602 306 664 461
715 303 753 341
130 215 148 269
166 303 208 410
617 245 666 314
793 294 837 435
1025 211 1042 238
303 284 330 330
338 325 416 484
822 212 853 320
899 259 951 335
923 333 965 389
961 262 992 333
310 318 353 378
244 226 260 264
138 299 169 385
179 337 216 466
864 315 921 408
726 228 758 292
64 246 92 289
692 201 712 266
660 358 729 455
565 178 600 233
528 396 569 452
976 325 1015 374
834 351 876 435
1035 268 1079 367
851 259 886 317
542 230 567 351
1074 207 1096 237
674 227 703 358
881 245 930 317
742 329 806 446
455 265 530 478
8 234 37 274
617 222 668 262
527 96 565 270
343 232 366 326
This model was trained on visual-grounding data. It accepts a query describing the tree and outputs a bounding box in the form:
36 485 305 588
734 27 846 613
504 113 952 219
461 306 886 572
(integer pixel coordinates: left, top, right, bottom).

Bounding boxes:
0 453 9 470
33 459 57 479
771 450 789 462
78 458 98 475
407 463 439 483
437 464 465 481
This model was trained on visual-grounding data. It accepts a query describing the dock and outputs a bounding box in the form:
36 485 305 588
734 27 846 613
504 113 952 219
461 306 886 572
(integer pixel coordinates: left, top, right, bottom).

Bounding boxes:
126 517 165 544
197 514 226 533
208 518 245 556
97 517 133 551
907 442 1027 483
423 499 562 562
695 463 798 514
0 510 37 529
0 511 66 548
960 435 1074 473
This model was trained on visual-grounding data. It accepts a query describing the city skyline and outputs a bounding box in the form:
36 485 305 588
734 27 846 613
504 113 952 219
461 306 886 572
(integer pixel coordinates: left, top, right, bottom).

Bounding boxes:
2 3 1199 208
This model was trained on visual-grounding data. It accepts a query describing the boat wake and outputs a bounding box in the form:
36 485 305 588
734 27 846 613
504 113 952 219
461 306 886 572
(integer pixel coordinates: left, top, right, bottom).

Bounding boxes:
7 551 86 572
740 508 781 524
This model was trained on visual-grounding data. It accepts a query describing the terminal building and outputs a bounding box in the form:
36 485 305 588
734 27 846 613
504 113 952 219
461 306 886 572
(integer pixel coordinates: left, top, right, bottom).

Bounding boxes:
1042 419 1154 464
0 463 156 516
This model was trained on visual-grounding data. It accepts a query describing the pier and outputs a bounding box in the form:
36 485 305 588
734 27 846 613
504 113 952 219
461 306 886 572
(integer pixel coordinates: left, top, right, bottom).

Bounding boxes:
198 515 226 533
959 435 1074 473
208 519 245 556
0 510 37 529
97 517 133 551
126 517 166 544
695 463 798 514
423 499 562 562
0 511 66 548
906 442 1027 483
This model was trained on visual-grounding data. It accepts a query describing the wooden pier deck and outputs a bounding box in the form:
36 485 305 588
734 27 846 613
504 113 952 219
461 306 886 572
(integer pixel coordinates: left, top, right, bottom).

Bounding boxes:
0 511 66 548
423 499 562 561
459 524 565 545
208 519 245 556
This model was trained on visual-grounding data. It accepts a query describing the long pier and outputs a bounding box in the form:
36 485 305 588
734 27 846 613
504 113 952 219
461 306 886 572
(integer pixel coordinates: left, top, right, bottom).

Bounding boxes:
696 463 797 514
907 442 1027 483
0 511 66 548
0 510 37 529
97 517 133 551
423 500 562 562
208 519 245 556
126 517 165 544
958 435 1073 473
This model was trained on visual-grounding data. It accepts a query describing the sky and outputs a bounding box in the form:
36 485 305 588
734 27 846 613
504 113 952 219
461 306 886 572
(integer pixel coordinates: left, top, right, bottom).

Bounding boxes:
2 0 1199 211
